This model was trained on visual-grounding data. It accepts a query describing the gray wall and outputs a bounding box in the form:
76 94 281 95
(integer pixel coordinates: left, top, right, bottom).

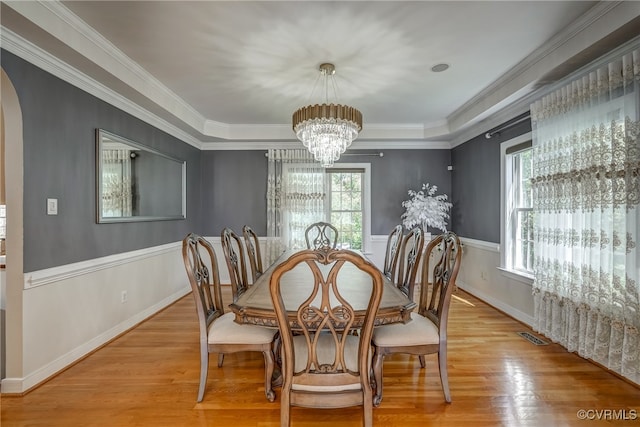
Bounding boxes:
201 150 268 237
201 149 452 237
134 150 184 217
451 117 531 242
2 50 203 272
342 150 452 235
3 47 529 273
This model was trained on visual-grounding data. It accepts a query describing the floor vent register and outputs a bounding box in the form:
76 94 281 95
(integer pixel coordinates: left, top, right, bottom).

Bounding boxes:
517 331 549 345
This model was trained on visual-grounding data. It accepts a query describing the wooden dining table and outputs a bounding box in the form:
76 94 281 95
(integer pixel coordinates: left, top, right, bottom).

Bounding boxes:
229 249 416 330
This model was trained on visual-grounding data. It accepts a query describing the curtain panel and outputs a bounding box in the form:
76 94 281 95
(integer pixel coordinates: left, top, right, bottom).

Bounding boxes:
530 46 640 383
265 149 325 264
101 149 133 217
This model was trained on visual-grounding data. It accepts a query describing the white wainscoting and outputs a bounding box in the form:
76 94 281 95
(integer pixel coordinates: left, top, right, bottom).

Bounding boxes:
2 234 534 393
456 237 534 326
2 243 189 393
372 234 534 326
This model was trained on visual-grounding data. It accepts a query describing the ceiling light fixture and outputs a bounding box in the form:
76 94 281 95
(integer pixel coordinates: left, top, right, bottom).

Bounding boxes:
292 63 363 168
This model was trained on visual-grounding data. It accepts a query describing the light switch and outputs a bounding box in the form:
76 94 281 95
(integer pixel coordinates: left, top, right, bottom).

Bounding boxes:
47 198 58 215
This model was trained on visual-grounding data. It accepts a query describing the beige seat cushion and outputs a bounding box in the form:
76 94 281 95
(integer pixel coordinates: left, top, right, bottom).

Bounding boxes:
208 312 277 345
372 312 439 347
290 332 363 392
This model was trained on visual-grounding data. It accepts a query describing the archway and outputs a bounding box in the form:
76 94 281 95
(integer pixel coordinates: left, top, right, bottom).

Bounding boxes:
1 67 25 391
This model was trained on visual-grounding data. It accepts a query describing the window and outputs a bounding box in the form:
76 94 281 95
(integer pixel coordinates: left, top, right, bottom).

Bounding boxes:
328 169 363 250
282 165 326 249
500 132 534 280
281 162 371 253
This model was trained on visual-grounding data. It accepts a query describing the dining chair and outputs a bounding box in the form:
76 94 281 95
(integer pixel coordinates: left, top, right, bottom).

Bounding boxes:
242 225 263 283
394 226 425 301
382 224 403 281
269 248 384 427
181 233 277 402
221 227 251 301
304 221 339 250
371 231 462 406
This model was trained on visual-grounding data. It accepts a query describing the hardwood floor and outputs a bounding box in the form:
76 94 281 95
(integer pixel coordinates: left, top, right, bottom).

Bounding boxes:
2 288 638 426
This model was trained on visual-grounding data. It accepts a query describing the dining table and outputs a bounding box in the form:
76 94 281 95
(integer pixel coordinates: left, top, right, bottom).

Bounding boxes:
229 249 416 330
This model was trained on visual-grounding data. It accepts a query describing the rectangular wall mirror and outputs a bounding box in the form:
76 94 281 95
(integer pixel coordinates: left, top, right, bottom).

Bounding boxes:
96 129 186 223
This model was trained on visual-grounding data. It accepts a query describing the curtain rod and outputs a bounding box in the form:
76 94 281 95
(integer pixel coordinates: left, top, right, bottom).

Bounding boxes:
342 152 384 157
485 112 531 139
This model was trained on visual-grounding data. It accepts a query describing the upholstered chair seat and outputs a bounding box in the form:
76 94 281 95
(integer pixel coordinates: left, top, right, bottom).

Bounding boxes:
209 312 276 345
372 312 439 347
372 231 462 407
182 233 277 403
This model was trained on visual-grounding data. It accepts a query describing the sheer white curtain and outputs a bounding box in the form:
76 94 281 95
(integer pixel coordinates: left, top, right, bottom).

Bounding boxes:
266 149 325 264
101 149 133 217
530 46 640 384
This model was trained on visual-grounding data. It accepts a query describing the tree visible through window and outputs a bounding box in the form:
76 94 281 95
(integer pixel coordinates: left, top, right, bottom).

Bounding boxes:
506 146 534 274
328 170 363 250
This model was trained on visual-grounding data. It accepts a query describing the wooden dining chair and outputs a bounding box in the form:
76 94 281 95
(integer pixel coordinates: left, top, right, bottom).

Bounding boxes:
181 233 277 402
269 248 384 427
382 224 403 281
242 225 263 283
394 226 425 301
221 227 251 301
304 221 339 250
371 231 462 406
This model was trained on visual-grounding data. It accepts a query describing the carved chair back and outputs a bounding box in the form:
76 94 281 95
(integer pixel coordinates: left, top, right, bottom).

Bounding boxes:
242 225 263 283
383 224 403 280
221 227 250 301
395 226 425 300
304 221 339 250
182 233 224 341
269 248 383 425
418 231 462 335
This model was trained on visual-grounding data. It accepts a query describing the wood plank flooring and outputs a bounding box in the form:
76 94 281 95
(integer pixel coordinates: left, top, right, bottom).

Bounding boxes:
2 288 639 426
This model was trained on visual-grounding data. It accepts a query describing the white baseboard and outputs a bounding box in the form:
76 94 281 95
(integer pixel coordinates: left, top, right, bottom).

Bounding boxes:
457 280 534 327
1 286 190 394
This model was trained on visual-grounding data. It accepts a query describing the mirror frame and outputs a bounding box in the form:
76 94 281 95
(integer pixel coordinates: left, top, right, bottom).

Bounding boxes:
96 129 186 223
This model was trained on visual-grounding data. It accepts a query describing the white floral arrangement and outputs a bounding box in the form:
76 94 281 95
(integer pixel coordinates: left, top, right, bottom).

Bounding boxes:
401 183 453 232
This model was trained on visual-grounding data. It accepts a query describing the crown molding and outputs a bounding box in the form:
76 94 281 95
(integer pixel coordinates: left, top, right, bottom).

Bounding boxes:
4 0 638 151
26 0 208 134
450 8 640 149
1 26 204 150
207 121 449 142
3 1 455 145
1 16 453 149
199 139 449 151
448 1 634 139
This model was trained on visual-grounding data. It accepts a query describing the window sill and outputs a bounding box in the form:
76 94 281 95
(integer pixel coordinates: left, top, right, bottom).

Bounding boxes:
497 267 534 286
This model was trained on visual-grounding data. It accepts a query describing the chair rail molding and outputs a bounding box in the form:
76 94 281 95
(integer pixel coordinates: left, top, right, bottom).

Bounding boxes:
24 242 182 289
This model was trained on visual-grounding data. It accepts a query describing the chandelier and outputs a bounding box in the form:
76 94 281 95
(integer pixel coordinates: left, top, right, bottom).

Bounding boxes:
292 63 363 168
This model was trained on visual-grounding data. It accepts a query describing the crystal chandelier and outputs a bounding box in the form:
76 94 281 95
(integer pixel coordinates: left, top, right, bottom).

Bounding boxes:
292 63 363 168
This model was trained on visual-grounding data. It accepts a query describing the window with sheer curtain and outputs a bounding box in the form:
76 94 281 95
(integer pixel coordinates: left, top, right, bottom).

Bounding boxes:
328 169 364 250
503 139 534 276
266 149 370 264
266 149 324 263
530 45 639 384
101 149 133 217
